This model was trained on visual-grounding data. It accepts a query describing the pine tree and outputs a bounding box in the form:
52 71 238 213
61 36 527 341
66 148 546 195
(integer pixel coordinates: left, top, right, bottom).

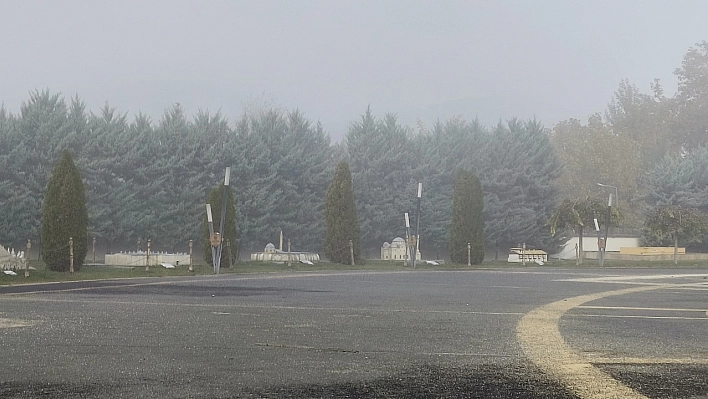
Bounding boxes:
324 162 361 264
448 169 484 264
203 183 237 267
41 150 88 271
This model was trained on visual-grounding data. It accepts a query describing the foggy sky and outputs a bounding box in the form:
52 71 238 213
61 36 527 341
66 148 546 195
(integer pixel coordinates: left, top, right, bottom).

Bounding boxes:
1 0 707 140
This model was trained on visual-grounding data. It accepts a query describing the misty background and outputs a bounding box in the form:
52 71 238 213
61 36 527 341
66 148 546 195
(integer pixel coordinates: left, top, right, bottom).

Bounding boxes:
3 1 708 260
2 1 707 140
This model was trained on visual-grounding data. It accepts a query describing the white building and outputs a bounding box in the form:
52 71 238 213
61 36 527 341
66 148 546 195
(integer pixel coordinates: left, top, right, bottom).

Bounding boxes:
381 237 421 261
250 243 320 263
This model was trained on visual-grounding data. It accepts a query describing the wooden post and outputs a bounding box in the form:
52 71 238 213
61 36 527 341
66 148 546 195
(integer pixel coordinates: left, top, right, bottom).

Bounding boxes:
188 240 194 272
69 237 74 273
349 239 355 265
92 237 96 263
25 239 31 277
467 242 471 267
145 239 151 271
287 239 292 267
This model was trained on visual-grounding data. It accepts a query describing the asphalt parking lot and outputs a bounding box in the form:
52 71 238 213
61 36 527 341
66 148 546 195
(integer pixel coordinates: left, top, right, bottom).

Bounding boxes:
1 268 706 398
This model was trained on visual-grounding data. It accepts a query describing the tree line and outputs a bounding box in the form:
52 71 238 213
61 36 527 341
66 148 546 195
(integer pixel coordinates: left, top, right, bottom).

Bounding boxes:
3 41 708 258
0 96 558 259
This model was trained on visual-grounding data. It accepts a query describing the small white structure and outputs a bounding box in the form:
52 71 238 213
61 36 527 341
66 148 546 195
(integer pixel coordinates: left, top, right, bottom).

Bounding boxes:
1 245 25 271
104 251 189 267
381 237 421 261
508 248 548 263
250 243 320 263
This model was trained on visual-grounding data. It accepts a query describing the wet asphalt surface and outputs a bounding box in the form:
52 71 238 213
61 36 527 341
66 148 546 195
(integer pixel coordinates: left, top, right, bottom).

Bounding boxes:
0 268 706 398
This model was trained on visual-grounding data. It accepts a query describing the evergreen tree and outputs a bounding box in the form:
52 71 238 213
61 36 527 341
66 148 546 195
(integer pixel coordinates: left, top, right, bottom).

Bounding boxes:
202 183 237 267
324 161 361 264
346 108 414 254
449 169 485 264
41 150 88 271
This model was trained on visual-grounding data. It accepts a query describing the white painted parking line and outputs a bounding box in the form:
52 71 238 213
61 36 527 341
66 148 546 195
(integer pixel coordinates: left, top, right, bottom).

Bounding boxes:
577 305 707 313
560 273 708 283
569 314 707 321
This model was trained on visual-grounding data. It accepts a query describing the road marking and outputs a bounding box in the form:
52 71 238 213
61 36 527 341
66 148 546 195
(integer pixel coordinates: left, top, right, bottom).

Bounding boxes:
578 305 707 313
517 284 671 399
561 274 708 282
587 356 708 365
0 296 523 316
0 317 33 328
569 314 707 320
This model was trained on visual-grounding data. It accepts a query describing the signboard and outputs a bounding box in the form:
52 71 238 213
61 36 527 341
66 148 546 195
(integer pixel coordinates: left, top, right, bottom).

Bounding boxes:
210 233 222 247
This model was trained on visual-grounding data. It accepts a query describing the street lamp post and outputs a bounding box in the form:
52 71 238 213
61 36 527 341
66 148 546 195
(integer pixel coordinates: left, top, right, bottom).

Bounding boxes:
596 183 618 212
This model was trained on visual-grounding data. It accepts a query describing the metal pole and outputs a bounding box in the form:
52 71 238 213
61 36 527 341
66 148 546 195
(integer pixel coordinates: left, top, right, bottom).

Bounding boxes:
206 204 216 273
215 167 230 275
413 183 422 269
604 193 613 265
522 242 526 267
92 237 96 263
287 239 292 267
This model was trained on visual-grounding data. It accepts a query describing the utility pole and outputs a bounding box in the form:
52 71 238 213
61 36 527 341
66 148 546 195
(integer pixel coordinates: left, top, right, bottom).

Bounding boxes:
69 237 74 273
206 204 217 273
188 240 194 272
92 237 96 263
522 242 526 267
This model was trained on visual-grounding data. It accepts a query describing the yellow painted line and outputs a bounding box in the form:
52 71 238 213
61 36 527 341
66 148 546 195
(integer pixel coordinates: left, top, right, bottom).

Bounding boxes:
517 284 671 399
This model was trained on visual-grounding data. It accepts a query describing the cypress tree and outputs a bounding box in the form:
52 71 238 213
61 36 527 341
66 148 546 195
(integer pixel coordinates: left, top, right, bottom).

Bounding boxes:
324 162 362 264
41 150 88 271
449 169 485 264
203 183 237 267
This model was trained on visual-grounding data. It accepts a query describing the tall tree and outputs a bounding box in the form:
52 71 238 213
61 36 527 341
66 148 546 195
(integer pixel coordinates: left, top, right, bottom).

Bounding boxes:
484 119 563 255
644 205 708 264
346 108 414 254
673 41 708 151
324 162 361 264
551 115 643 227
41 150 88 271
449 169 485 264
547 196 620 265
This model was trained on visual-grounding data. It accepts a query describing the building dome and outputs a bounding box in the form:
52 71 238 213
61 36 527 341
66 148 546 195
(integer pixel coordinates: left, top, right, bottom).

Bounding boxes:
392 237 405 247
382 242 391 248
264 243 276 254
